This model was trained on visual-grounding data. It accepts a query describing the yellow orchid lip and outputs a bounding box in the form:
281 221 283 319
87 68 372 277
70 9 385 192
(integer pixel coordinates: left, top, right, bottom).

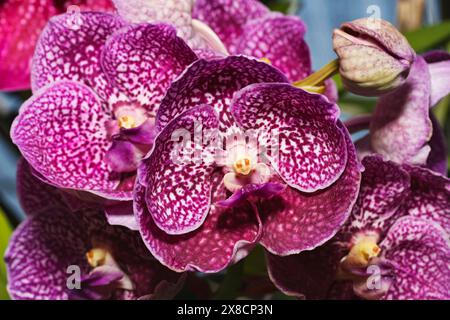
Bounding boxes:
233 156 253 175
118 115 137 129
337 235 381 281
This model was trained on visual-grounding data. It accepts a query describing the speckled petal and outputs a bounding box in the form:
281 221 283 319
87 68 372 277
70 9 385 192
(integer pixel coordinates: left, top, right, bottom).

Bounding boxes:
193 0 269 53
134 172 262 272
156 56 288 133
380 216 450 300
102 23 198 115
31 11 125 99
340 155 410 239
258 123 361 255
138 106 219 235
266 242 346 299
0 0 56 90
16 158 68 216
232 83 346 192
370 56 432 165
5 210 90 300
11 81 121 193
422 50 450 106
401 165 450 234
235 14 311 82
427 113 448 175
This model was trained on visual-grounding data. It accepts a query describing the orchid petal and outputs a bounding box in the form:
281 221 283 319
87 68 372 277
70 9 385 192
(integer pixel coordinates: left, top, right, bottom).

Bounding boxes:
32 12 125 100
102 23 198 115
138 105 219 235
259 123 361 255
11 81 121 193
380 217 450 300
134 173 262 272
156 56 288 133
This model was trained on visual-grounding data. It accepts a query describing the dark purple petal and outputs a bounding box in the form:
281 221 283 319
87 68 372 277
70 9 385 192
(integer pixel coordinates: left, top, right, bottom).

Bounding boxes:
235 14 311 82
134 173 262 272
16 158 68 215
156 56 288 133
232 83 345 192
217 182 285 208
400 165 450 234
101 23 198 115
266 242 346 299
5 210 90 300
193 0 269 53
370 56 432 165
380 217 450 300
31 12 125 100
258 123 361 255
5 209 183 300
138 105 219 235
11 81 121 193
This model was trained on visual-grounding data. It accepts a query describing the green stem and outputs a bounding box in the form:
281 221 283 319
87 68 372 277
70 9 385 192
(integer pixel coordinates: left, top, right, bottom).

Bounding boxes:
294 58 340 88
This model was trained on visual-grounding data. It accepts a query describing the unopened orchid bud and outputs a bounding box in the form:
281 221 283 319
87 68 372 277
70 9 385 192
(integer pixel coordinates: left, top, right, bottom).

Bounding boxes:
333 18 415 96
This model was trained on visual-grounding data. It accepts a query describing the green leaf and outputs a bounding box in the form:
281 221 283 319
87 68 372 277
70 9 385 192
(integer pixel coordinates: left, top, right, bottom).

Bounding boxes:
0 208 12 300
339 96 377 116
404 21 450 53
213 262 244 299
243 245 267 276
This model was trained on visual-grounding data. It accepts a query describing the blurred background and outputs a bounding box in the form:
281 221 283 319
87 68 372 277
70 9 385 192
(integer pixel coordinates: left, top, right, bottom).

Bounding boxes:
0 0 449 300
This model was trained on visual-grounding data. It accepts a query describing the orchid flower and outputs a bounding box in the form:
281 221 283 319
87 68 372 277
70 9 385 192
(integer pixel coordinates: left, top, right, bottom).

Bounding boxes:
0 0 114 91
349 51 450 175
267 155 450 300
6 159 185 300
11 12 199 200
127 55 361 272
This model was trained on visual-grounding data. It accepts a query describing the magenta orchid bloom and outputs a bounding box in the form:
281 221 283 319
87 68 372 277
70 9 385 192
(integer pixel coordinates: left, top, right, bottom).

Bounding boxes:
0 0 114 91
11 12 199 200
6 159 185 300
353 51 450 175
128 55 361 273
267 155 450 300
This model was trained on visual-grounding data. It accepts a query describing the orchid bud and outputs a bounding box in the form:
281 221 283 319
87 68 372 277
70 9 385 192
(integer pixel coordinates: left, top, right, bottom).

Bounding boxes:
333 18 415 96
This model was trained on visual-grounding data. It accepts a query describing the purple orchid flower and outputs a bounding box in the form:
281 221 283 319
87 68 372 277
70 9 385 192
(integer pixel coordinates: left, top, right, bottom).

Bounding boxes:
124 55 361 273
6 159 185 300
349 51 450 175
10 12 199 200
267 155 450 300
0 0 114 91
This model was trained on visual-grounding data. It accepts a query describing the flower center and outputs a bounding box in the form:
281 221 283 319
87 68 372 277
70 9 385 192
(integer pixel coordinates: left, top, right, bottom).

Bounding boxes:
343 236 381 269
233 155 253 175
86 247 110 268
117 115 137 129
